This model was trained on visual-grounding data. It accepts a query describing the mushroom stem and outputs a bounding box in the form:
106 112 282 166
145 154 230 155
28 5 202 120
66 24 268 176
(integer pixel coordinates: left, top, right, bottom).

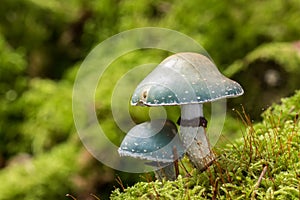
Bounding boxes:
153 163 176 181
180 104 215 171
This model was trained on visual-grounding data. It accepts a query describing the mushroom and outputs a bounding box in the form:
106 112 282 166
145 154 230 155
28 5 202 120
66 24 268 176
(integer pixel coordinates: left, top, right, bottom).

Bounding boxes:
131 52 244 171
118 119 184 181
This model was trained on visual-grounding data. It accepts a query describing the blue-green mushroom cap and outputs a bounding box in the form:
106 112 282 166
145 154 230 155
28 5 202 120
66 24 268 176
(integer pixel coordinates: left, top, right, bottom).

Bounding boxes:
118 119 184 163
131 52 244 106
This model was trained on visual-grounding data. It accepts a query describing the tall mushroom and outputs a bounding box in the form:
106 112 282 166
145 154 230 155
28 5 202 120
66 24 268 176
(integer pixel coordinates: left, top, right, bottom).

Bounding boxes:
131 52 244 171
118 119 184 181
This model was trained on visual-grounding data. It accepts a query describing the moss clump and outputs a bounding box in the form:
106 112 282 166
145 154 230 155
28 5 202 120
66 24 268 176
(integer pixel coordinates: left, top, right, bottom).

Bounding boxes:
224 42 300 120
111 90 300 199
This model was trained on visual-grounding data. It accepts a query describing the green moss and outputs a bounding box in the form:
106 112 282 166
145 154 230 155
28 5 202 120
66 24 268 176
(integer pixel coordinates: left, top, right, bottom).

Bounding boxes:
224 42 300 78
0 140 80 200
0 34 28 157
19 78 74 155
224 42 300 120
111 90 300 199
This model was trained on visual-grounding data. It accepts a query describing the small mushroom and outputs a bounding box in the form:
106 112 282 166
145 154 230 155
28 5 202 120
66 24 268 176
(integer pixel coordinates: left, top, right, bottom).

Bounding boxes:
118 119 184 181
131 52 244 171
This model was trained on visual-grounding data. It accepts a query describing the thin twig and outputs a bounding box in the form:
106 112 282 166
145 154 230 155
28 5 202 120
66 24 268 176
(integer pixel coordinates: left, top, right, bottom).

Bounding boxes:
256 165 268 188
144 173 153 183
212 177 220 200
251 165 268 199
179 160 191 177
66 194 77 200
184 186 191 200
172 146 180 178
90 193 101 200
151 182 160 200
115 176 125 191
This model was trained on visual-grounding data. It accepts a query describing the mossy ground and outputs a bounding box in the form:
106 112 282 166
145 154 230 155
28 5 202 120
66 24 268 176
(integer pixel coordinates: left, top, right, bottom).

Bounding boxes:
111 91 300 199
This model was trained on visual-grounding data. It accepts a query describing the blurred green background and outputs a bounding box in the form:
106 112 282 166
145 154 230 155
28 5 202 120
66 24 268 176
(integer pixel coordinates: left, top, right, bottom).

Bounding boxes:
0 0 300 199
